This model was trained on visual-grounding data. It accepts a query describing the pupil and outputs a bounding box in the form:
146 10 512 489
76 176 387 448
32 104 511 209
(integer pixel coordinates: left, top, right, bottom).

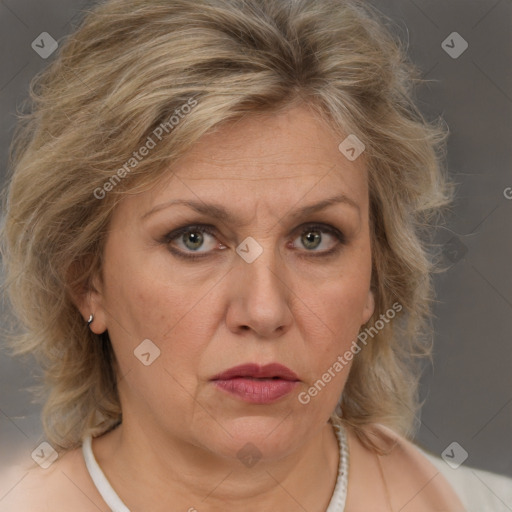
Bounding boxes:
184 231 203 250
303 230 320 249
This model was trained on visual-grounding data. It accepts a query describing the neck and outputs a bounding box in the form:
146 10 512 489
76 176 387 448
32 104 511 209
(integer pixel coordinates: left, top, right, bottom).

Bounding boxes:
92 418 340 512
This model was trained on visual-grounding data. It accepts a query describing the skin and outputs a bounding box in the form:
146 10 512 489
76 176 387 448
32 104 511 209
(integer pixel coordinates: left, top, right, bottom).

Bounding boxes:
0 105 465 512
84 104 374 511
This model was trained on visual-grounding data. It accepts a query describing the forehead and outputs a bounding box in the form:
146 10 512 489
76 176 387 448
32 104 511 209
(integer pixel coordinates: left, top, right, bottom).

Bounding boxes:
123 106 368 221
175 106 365 177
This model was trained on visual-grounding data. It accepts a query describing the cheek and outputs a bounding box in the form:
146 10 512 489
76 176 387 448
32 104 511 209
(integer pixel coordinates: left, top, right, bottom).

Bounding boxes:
293 279 371 415
298 279 369 374
100 252 214 422
101 248 217 374
301 252 372 339
293 246 372 385
326 275 371 332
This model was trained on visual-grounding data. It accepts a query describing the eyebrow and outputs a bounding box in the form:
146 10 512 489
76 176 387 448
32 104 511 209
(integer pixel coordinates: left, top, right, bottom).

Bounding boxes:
141 193 360 224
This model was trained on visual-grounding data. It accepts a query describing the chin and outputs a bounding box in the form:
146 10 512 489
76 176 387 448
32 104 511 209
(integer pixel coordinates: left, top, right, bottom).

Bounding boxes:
198 414 309 463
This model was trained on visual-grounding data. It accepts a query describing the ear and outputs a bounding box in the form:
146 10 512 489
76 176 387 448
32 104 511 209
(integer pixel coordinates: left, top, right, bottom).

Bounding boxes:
70 271 108 335
361 289 375 325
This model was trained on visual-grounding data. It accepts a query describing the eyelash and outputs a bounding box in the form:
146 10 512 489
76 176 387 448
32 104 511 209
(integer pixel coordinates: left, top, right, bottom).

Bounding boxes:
162 223 346 261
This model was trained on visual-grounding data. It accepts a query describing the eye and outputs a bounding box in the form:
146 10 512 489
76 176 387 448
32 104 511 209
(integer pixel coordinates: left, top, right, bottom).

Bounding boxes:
164 224 222 260
163 222 345 261
291 223 345 256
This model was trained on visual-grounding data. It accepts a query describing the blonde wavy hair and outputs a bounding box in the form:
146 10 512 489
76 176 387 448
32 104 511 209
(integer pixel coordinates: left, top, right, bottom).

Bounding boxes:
1 0 451 452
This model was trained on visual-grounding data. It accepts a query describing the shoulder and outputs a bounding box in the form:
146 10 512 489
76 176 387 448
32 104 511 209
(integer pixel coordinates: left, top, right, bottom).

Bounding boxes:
346 423 466 511
419 444 512 511
362 424 512 511
0 445 105 512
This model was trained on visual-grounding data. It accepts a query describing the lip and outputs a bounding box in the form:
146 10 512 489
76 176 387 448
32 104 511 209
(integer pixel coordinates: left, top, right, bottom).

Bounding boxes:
211 363 300 404
211 363 300 381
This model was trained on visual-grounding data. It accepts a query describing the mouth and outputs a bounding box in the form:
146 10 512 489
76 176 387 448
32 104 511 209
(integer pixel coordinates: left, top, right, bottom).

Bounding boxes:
211 363 300 404
211 363 300 381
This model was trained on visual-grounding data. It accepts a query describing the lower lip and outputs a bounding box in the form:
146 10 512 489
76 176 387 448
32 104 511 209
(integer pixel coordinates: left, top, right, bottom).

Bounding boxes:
213 378 299 404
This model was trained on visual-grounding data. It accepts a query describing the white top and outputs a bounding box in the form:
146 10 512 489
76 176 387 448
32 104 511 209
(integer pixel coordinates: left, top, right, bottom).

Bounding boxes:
418 447 512 512
82 427 512 511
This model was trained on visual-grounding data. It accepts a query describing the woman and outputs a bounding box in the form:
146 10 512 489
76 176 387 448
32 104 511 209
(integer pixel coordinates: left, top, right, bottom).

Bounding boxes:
1 0 510 510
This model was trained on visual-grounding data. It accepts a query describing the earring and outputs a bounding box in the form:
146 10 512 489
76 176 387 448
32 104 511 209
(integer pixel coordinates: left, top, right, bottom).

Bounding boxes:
87 314 94 327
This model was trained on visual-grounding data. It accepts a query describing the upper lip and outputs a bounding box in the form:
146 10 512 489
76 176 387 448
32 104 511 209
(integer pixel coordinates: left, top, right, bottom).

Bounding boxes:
211 363 299 381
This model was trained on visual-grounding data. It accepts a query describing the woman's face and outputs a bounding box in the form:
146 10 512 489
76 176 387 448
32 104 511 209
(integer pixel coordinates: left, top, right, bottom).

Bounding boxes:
88 105 374 461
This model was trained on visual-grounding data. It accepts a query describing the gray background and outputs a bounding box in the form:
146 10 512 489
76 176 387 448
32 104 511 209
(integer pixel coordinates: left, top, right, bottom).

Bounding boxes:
0 0 511 487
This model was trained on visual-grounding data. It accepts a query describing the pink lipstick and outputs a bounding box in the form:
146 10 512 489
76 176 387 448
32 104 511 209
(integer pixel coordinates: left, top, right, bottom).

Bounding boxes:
211 363 300 404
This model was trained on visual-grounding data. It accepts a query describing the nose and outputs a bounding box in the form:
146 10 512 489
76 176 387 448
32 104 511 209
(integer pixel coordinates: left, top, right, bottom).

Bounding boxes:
225 242 293 340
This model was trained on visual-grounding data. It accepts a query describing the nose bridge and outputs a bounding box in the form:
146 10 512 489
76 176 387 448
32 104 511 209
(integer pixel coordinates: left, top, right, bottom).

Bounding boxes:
228 234 293 337
237 235 286 301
